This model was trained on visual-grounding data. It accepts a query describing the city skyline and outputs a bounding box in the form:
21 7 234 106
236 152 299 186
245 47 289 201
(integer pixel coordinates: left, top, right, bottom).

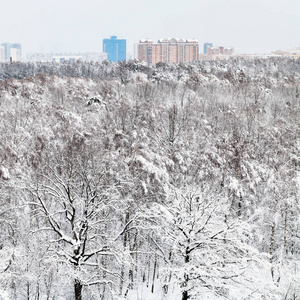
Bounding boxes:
0 0 299 56
2 40 300 63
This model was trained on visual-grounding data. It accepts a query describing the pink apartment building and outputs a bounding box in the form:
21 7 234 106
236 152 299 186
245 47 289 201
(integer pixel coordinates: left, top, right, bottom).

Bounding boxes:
138 38 199 64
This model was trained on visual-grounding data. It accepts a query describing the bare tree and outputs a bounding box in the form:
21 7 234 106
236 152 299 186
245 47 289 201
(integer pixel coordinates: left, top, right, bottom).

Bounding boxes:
150 186 265 300
28 154 135 300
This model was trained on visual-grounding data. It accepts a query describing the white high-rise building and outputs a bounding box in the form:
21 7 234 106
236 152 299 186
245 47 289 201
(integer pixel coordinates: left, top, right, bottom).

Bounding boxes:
0 46 5 62
10 48 21 62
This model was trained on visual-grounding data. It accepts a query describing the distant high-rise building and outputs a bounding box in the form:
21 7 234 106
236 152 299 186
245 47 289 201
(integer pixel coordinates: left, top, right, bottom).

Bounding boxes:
1 43 12 61
204 43 213 54
10 48 21 62
103 36 126 62
0 46 5 62
138 38 199 64
12 43 22 56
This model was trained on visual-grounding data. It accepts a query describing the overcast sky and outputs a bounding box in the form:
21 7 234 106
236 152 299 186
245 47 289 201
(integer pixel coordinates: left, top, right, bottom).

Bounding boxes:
1 0 299 56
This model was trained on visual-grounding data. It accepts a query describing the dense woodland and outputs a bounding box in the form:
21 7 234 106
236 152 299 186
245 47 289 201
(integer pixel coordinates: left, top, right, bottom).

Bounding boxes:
0 58 299 300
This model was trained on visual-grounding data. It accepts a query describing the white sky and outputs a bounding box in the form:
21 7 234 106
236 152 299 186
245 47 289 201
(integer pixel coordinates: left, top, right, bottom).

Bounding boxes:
0 0 299 56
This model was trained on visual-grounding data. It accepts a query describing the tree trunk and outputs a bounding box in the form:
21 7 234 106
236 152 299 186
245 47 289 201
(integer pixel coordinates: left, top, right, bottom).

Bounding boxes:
74 279 83 300
182 290 189 300
283 203 288 254
36 282 40 300
270 195 279 282
26 281 30 300
151 255 157 293
119 211 130 296
182 248 190 300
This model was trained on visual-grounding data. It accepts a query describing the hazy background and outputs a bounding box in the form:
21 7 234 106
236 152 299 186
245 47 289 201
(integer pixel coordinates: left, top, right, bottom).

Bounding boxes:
1 0 299 56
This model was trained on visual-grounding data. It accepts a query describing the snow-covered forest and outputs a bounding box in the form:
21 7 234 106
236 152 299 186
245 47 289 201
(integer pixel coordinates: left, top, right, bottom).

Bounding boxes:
0 58 299 300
